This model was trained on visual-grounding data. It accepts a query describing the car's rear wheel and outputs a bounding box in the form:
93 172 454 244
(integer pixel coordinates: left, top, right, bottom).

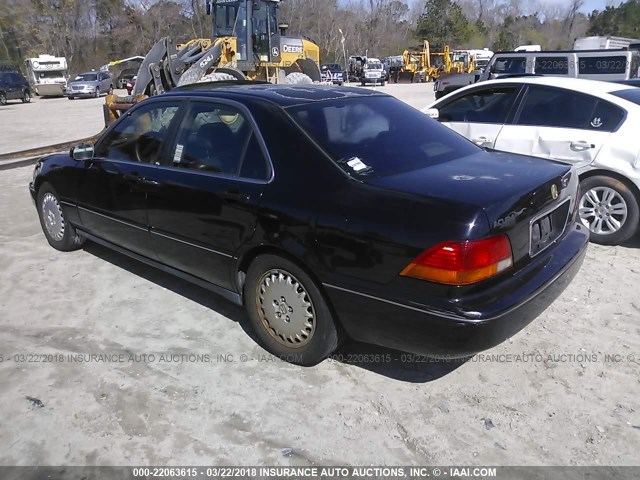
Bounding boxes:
108 85 113 95
22 90 30 103
68 96 74 100
244 254 340 366
37 183 85 251
0 92 6 105
578 175 639 245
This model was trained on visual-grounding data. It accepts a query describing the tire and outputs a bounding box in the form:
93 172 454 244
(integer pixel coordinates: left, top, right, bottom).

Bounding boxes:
578 175 639 245
94 87 100 98
22 90 31 103
285 72 313 85
198 72 237 83
108 85 113 95
37 183 85 252
68 96 75 100
0 92 6 105
244 254 341 366
380 81 385 86
361 81 365 86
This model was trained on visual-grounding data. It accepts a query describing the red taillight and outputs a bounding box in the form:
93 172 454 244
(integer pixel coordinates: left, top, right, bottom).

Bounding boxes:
400 235 513 285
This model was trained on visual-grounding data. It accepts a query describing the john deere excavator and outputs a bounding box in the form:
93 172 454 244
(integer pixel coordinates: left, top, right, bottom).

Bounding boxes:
106 0 321 124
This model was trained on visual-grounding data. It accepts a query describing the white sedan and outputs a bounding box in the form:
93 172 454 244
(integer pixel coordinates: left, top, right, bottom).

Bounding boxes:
424 77 640 245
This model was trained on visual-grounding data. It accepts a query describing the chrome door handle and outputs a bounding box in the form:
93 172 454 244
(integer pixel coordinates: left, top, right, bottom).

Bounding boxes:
472 136 493 147
570 141 595 150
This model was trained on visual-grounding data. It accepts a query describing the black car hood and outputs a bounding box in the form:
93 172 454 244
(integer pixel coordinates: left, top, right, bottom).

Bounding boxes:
364 150 572 227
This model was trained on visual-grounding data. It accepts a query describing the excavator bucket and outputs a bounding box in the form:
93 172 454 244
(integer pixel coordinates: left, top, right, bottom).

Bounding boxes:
395 71 421 84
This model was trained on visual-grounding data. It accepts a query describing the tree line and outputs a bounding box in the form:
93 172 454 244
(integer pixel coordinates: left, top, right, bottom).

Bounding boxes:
0 0 639 75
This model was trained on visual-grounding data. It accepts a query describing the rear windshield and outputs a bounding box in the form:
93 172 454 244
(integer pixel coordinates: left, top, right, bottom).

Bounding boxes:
610 88 640 106
287 96 480 178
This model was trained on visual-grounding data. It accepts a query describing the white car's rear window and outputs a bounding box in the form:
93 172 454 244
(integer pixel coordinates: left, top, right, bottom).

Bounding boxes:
611 89 640 106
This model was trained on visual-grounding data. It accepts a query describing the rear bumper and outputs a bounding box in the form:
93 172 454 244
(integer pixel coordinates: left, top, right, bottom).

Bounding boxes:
324 223 589 357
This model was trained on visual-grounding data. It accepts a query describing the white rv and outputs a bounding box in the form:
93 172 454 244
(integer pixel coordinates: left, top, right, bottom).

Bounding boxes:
24 55 68 97
574 36 640 50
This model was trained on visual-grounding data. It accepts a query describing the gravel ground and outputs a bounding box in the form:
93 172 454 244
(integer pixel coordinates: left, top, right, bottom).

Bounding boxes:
0 83 639 466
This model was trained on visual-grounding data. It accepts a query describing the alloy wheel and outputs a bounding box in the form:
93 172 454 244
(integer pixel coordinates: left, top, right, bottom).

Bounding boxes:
579 186 628 235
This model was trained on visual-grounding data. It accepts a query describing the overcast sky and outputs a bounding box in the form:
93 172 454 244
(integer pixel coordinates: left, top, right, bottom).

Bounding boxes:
540 0 623 12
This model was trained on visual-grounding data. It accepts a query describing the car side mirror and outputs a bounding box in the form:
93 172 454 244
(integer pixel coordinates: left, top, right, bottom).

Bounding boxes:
424 108 439 120
71 143 94 161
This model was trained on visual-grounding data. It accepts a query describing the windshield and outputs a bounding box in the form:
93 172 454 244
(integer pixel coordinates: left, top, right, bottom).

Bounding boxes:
610 88 640 106
39 71 64 79
74 73 97 81
215 1 240 36
366 63 382 70
287 97 480 178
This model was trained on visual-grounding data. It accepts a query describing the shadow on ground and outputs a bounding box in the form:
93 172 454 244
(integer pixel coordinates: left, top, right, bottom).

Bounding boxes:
83 242 467 383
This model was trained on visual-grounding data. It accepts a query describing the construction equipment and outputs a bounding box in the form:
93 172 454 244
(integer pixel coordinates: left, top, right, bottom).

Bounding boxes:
136 0 319 95
393 41 456 83
105 0 322 125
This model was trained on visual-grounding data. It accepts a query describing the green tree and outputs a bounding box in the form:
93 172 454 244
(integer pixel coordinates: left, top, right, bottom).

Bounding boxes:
587 0 640 38
415 0 472 49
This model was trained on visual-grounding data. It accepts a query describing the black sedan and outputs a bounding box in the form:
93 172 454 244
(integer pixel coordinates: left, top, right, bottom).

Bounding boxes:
30 84 589 365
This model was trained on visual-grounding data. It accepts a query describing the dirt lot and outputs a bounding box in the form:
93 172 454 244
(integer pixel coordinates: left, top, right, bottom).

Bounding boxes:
0 83 639 466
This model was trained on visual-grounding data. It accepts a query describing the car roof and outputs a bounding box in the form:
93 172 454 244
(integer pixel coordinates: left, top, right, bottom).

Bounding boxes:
167 82 388 107
468 76 638 96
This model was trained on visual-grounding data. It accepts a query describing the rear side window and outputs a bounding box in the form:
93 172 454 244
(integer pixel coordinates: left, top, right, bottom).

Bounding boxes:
534 57 569 75
288 96 480 178
438 87 519 124
491 57 527 75
515 86 624 131
578 56 628 75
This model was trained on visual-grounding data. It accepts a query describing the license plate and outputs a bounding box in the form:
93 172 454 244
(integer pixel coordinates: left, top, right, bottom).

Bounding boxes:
529 198 571 257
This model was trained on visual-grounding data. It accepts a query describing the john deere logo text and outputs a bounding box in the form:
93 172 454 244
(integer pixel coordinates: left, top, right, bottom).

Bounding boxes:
283 45 304 54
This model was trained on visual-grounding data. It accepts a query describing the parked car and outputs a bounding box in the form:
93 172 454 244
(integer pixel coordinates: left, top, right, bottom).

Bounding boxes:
117 68 138 89
360 58 385 86
67 71 113 99
0 70 31 105
320 64 344 86
30 84 587 365
425 76 640 245
126 76 137 95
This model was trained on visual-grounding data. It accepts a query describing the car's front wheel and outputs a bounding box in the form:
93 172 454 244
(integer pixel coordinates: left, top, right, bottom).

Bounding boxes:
94 87 100 98
37 183 85 251
578 175 639 245
244 254 341 366
0 92 6 105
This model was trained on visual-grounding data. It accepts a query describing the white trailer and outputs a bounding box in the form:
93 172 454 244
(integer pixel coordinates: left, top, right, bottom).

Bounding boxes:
574 36 640 50
24 55 68 97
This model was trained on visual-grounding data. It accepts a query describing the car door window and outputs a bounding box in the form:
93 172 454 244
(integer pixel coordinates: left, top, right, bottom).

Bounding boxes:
438 87 519 123
515 86 624 131
170 102 270 179
95 102 181 163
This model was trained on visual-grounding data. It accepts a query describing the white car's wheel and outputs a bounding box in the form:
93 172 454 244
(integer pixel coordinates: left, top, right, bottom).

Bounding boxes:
578 176 639 245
